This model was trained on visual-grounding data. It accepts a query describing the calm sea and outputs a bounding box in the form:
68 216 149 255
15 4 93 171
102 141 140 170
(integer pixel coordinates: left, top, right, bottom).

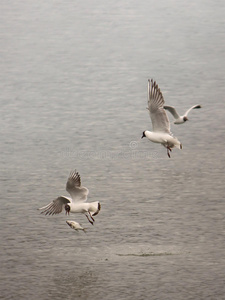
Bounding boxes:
1 1 225 299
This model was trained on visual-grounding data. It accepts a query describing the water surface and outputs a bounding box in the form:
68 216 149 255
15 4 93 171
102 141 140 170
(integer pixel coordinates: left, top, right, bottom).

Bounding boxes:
1 1 225 299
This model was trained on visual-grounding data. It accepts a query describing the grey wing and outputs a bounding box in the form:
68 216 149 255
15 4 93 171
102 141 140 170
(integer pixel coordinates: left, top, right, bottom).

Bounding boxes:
66 170 89 202
163 105 180 119
148 79 171 133
38 196 70 215
184 104 201 117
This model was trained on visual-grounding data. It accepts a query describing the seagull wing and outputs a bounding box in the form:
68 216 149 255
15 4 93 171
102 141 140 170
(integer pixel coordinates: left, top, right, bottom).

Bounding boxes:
38 196 71 215
66 170 89 202
163 105 180 119
184 104 201 117
148 79 171 134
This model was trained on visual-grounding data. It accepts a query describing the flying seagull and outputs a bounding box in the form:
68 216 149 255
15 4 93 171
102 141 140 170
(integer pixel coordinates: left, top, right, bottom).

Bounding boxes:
164 104 201 124
142 79 182 158
38 170 101 225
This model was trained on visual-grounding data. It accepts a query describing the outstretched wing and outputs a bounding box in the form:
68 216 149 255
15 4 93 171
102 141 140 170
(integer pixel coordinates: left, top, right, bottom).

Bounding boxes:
66 170 89 202
148 79 171 134
163 105 180 119
184 104 201 117
38 196 71 215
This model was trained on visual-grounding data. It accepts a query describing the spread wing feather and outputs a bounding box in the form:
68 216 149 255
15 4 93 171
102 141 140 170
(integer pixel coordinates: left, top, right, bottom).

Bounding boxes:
66 170 89 202
39 196 71 215
148 79 171 134
184 104 201 117
163 105 180 119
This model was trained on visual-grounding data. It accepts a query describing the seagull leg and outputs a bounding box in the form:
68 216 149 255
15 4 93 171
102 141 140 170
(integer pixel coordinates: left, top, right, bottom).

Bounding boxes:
89 212 95 222
167 149 170 158
167 146 172 158
85 214 94 225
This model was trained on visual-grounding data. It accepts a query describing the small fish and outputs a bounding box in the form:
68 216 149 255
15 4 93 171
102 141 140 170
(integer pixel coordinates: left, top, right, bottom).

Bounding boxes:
66 220 87 233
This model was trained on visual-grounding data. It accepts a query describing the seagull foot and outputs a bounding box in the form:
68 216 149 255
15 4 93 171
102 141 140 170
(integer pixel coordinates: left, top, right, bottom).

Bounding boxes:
167 146 172 158
86 214 94 225
89 212 95 222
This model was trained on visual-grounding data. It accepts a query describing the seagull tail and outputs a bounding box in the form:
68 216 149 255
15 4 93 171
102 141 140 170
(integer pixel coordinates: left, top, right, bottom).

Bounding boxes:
91 202 101 216
173 139 182 149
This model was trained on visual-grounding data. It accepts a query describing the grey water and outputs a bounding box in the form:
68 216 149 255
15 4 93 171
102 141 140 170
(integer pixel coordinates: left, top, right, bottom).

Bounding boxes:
1 1 225 299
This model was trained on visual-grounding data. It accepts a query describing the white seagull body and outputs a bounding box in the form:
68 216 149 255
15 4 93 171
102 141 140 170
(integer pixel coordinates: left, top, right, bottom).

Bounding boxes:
66 220 87 233
39 170 101 225
164 104 201 124
142 79 182 157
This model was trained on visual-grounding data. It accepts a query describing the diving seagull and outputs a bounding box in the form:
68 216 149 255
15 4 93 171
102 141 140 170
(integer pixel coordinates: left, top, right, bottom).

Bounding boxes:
164 104 201 124
142 79 182 158
39 170 101 225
